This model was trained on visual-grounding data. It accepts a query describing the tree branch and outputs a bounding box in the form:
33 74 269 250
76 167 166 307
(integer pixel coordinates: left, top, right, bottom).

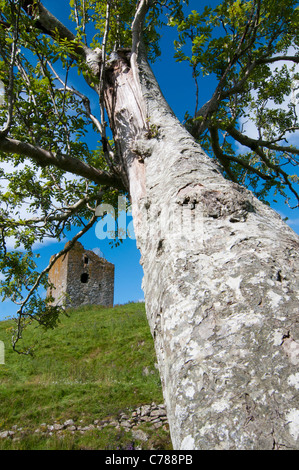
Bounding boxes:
191 1 299 140
0 136 125 190
21 0 91 59
131 0 153 53
98 1 115 171
193 1 261 137
0 1 21 136
52 76 118 170
258 55 299 65
220 54 299 102
209 126 238 182
227 126 299 156
226 126 299 207
209 125 271 182
2 192 103 228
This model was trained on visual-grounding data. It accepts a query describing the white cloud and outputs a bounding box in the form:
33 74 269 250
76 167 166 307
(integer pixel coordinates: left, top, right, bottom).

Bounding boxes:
92 247 104 258
1 156 85 222
0 157 81 252
284 217 299 227
4 234 59 252
276 210 299 230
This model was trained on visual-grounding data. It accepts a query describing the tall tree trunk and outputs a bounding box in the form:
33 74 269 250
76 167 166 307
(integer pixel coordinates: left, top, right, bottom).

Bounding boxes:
103 49 299 450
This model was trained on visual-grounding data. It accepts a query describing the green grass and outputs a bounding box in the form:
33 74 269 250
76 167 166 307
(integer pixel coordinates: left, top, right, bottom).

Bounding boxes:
0 303 171 450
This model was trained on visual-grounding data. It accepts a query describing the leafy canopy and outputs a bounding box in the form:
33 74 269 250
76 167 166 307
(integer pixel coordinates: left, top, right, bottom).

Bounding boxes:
170 0 299 206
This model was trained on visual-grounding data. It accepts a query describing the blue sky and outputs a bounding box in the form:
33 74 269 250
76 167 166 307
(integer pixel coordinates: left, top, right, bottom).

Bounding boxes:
0 0 298 321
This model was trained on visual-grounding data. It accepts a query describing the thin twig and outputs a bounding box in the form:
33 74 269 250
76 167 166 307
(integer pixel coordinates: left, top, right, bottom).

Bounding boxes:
0 1 21 135
98 1 114 170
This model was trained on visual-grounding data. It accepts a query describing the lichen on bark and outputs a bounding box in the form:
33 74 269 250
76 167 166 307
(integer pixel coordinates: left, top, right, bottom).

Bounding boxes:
103 46 299 450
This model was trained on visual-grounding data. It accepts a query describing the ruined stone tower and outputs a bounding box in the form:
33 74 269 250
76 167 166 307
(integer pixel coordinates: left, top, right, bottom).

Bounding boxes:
47 241 114 308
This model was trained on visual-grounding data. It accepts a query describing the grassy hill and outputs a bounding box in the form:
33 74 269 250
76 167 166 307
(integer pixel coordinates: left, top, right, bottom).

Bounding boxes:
0 302 172 450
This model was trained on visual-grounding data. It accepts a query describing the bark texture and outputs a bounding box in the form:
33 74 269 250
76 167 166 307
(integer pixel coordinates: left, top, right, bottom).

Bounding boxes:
104 50 299 450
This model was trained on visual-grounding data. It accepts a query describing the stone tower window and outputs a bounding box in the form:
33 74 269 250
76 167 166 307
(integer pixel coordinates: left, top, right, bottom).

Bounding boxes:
47 241 114 308
81 273 89 283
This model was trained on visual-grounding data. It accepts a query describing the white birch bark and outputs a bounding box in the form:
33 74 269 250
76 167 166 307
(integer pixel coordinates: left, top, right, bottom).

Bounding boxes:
104 50 299 450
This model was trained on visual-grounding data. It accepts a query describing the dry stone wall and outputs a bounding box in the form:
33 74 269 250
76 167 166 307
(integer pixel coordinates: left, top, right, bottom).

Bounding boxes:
0 402 169 447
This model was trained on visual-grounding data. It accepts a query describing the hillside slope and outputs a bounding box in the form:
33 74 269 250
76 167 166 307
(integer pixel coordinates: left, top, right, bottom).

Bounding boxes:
0 303 171 450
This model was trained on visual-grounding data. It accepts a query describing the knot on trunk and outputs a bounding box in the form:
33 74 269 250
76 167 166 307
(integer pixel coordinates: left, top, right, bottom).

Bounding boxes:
132 133 155 162
177 183 255 222
86 48 102 76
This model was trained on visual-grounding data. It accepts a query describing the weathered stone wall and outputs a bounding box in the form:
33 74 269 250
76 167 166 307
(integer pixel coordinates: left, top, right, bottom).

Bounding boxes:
0 402 169 448
47 251 68 306
47 242 114 308
65 243 114 308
